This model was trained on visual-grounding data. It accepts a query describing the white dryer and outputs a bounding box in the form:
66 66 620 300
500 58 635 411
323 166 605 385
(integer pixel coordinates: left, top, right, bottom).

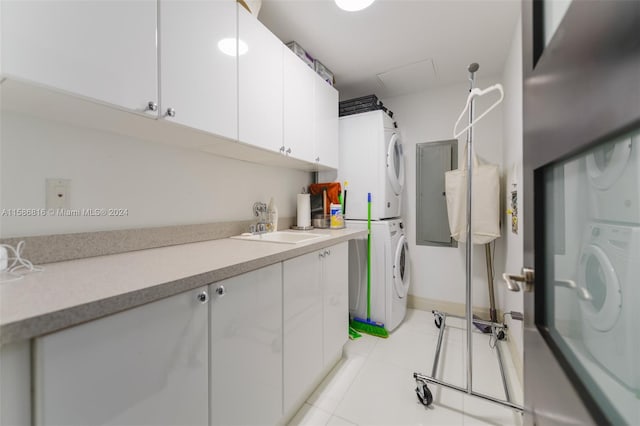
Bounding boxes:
338 110 405 220
586 134 640 224
347 219 411 332
578 222 640 391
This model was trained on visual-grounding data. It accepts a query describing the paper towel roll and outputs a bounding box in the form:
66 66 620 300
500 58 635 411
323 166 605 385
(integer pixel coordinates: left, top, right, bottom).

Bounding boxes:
297 194 311 228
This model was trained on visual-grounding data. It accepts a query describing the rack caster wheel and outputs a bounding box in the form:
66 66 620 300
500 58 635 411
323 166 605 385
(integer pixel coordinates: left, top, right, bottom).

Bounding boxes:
434 316 443 329
497 330 506 341
415 381 433 407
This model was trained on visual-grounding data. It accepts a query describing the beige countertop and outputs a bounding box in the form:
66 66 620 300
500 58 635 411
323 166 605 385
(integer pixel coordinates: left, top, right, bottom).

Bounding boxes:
0 228 367 345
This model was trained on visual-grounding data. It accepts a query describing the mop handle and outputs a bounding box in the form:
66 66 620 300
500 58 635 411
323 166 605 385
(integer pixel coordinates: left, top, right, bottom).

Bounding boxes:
367 192 371 320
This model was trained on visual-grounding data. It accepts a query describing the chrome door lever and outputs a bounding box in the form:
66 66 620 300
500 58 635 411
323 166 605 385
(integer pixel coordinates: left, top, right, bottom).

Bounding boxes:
502 267 534 292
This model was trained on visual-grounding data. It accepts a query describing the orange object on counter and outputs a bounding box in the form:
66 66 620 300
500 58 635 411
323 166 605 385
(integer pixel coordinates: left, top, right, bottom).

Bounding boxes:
309 182 342 214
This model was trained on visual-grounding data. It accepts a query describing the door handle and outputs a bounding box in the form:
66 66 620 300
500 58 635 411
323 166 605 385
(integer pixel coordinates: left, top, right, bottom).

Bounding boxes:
502 267 534 292
555 279 593 301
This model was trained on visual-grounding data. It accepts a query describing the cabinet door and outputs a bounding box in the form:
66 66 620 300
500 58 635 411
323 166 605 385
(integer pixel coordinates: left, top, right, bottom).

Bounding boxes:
314 76 339 169
283 251 323 414
283 46 315 163
159 0 237 140
238 5 283 152
1 0 157 115
210 264 283 426
323 242 349 366
33 287 209 426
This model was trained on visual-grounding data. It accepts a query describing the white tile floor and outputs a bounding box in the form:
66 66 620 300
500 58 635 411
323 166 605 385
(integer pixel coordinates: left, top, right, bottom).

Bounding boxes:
288 309 524 426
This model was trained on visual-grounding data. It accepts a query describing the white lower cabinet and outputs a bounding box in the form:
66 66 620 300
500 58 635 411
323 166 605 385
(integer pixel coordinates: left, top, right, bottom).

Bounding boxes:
322 242 349 366
0 340 31 426
33 287 209 426
283 242 349 416
27 243 348 425
283 251 323 414
209 263 283 426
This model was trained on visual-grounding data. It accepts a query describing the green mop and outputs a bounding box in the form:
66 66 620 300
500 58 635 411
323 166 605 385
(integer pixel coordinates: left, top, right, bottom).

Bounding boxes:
349 193 389 338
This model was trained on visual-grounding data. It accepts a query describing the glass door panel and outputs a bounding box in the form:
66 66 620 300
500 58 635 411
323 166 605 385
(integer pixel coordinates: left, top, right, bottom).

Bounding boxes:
541 129 640 424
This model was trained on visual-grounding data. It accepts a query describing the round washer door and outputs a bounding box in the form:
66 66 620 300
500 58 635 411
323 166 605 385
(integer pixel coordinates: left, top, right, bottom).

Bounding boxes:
578 244 622 331
393 235 410 299
585 138 632 190
386 133 405 195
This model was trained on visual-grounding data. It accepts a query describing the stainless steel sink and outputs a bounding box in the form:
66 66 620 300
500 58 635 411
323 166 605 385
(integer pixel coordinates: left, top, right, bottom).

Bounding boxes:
231 231 328 244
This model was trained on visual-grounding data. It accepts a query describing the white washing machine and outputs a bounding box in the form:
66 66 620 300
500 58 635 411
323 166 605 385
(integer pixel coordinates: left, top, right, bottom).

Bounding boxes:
586 134 640 224
338 110 405 220
577 222 640 391
347 219 410 332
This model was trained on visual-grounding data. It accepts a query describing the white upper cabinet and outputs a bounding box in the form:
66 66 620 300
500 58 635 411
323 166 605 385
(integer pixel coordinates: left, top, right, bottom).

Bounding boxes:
1 0 158 115
238 4 283 152
283 46 316 163
314 75 340 169
159 0 237 140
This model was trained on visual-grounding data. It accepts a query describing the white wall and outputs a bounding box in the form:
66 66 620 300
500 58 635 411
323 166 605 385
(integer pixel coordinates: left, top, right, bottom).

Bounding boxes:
0 112 312 238
496 16 524 361
382 75 504 310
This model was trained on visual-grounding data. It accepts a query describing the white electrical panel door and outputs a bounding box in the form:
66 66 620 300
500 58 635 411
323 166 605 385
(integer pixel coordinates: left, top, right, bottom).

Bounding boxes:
322 242 349 366
159 0 237 140
1 0 158 115
210 263 283 426
33 287 209 426
283 250 323 414
283 46 316 163
314 75 339 169
238 4 283 153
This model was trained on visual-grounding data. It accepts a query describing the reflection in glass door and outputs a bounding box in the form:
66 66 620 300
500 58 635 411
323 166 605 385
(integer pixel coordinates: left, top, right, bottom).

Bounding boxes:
541 130 640 424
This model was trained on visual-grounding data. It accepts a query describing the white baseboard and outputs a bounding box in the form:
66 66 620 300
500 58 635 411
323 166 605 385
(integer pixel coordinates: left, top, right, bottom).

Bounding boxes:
407 294 493 319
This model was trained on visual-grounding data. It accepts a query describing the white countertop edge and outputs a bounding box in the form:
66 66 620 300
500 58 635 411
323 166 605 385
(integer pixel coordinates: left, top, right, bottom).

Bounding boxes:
0 228 367 345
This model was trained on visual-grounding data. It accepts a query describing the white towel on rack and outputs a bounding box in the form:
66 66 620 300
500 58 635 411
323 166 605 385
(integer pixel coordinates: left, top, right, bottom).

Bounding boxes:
445 143 501 244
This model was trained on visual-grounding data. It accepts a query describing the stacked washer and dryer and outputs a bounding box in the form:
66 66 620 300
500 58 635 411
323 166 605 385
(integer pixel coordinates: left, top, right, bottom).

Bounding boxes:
338 110 410 332
577 132 640 392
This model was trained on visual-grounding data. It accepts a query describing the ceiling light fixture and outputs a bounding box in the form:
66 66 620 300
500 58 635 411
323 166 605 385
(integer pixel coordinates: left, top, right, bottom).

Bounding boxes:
334 0 375 12
217 38 248 57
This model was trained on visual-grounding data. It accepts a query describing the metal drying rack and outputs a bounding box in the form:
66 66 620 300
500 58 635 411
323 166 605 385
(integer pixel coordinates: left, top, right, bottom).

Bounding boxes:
412 63 524 414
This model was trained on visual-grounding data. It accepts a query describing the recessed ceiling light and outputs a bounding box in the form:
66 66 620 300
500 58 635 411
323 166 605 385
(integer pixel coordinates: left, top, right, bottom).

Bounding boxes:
217 38 248 57
335 0 375 12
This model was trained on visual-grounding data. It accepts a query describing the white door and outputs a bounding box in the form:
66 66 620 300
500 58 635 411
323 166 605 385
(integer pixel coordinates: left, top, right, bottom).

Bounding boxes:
521 0 640 423
314 75 339 169
283 251 322 414
159 0 237 140
577 244 621 331
238 4 283 152
283 46 315 162
386 132 405 195
393 235 410 299
34 287 209 426
1 0 157 115
322 242 349 366
210 264 283 426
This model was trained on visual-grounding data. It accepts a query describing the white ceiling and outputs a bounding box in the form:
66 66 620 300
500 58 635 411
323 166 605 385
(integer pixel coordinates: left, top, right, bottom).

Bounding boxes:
258 0 521 100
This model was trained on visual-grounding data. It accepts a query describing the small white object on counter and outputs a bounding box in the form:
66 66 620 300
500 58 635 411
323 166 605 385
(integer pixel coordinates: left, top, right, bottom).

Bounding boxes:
268 197 278 231
296 194 311 228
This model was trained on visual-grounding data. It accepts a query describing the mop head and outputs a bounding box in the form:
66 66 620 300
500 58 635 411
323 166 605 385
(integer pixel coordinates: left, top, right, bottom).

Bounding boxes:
350 317 389 338
348 326 362 340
